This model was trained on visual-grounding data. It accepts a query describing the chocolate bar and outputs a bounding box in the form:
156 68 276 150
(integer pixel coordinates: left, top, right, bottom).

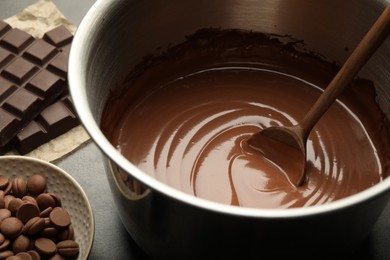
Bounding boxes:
13 94 79 154
0 21 72 146
11 25 81 154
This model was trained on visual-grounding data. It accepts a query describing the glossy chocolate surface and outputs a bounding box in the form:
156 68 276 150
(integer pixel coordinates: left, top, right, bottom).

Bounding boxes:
102 30 390 209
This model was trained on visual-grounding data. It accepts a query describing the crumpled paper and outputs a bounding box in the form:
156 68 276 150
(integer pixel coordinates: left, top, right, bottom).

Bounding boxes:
3 0 91 162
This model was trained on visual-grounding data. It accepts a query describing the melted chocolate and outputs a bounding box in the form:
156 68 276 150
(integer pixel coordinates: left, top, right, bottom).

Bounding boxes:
102 29 390 209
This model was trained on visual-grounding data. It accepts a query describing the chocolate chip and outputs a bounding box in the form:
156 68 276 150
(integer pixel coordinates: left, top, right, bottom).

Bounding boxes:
21 196 37 206
36 193 56 211
47 192 61 207
0 176 9 189
57 225 74 241
0 190 4 206
43 217 51 228
11 177 27 198
0 208 11 222
4 195 15 208
8 198 23 215
39 206 52 218
23 216 45 236
4 182 12 195
40 227 58 238
12 234 30 254
26 175 46 196
0 197 4 209
16 202 40 223
0 217 23 238
49 207 70 228
0 250 14 259
0 238 10 250
26 250 40 260
56 240 79 257
15 252 33 260
34 237 56 255
0 232 4 244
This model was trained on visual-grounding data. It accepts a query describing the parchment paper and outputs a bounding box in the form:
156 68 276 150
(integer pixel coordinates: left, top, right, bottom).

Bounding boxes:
4 0 91 162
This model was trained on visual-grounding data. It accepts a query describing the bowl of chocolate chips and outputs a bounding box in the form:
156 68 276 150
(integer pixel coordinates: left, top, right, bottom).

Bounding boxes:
69 0 390 259
0 156 94 259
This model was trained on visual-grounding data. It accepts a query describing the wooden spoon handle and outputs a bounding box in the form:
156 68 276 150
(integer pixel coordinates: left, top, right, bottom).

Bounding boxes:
300 5 390 137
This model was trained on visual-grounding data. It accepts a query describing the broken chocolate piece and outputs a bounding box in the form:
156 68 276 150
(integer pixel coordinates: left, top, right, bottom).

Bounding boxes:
14 95 79 155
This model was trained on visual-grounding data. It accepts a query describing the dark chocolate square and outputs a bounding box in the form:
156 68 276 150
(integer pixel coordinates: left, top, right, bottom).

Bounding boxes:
0 21 11 37
1 58 39 85
0 47 14 69
2 88 40 118
40 102 75 127
17 120 45 139
0 108 20 132
26 70 65 98
47 52 68 78
0 28 35 53
23 39 59 66
14 120 46 154
43 25 73 48
0 78 17 103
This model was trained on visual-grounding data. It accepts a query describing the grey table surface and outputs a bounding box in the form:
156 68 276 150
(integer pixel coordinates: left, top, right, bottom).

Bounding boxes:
1 1 390 259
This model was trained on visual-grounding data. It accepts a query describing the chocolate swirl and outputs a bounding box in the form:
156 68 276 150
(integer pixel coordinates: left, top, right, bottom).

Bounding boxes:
102 30 390 209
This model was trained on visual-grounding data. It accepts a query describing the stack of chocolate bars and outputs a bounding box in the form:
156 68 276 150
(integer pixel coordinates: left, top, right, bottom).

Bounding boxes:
0 21 80 154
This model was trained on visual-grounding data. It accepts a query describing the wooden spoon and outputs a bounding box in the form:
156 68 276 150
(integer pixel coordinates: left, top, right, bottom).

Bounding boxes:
248 5 390 187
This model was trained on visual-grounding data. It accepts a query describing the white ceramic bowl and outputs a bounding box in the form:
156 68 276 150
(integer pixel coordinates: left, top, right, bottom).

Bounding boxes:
0 155 94 260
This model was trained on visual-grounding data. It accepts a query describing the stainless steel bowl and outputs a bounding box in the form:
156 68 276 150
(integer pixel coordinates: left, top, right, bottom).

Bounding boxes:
69 0 390 259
